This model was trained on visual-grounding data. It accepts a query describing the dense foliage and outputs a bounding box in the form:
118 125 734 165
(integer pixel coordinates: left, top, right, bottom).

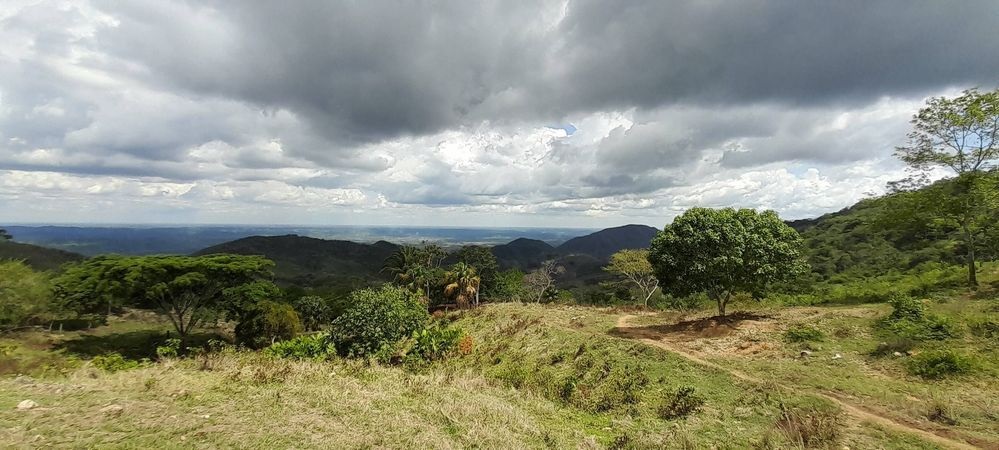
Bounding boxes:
649 208 807 315
329 285 430 357
53 254 275 336
235 300 303 349
0 260 54 328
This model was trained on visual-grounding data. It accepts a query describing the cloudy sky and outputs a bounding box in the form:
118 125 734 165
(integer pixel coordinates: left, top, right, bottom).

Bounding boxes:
1 1 997 227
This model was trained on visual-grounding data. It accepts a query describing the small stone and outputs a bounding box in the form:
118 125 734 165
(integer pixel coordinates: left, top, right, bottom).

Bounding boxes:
831 353 842 360
100 404 124 417
201 414 210 419
893 351 903 357
16 400 38 410
800 350 812 357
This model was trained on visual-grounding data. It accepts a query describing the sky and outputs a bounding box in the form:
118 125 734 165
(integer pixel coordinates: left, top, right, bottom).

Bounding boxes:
1 1 997 228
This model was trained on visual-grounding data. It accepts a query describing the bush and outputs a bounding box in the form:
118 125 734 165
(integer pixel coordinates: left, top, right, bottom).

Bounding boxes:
292 295 335 331
91 352 144 372
408 326 464 362
235 300 303 349
265 333 336 360
886 293 925 322
656 386 705 420
330 285 430 357
156 338 181 358
0 260 54 328
783 325 824 343
876 294 958 341
906 350 975 379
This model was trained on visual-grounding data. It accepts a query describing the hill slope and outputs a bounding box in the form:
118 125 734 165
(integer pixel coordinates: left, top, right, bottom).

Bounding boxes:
194 235 398 287
490 238 559 270
0 241 84 271
556 224 658 260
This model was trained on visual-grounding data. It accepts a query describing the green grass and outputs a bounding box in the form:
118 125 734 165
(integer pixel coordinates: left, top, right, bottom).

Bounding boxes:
2 302 993 448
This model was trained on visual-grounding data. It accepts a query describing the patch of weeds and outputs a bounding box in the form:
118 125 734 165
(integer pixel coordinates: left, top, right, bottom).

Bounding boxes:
926 399 959 425
783 324 825 343
91 352 145 372
968 317 999 340
772 400 843 449
655 386 706 420
156 338 181 359
265 333 336 360
906 350 975 379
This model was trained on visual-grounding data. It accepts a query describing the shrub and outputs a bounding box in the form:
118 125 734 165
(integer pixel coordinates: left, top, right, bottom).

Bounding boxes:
783 325 824 343
774 401 843 448
330 285 430 357
235 301 303 349
91 352 144 372
0 260 54 328
457 334 474 355
656 386 706 420
408 326 464 362
906 350 975 379
292 295 334 331
156 338 181 358
876 294 958 341
265 333 336 360
886 293 925 322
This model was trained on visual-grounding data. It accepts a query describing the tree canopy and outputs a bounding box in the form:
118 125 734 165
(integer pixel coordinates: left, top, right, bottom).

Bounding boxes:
54 254 275 336
604 249 659 306
893 88 999 287
649 208 807 316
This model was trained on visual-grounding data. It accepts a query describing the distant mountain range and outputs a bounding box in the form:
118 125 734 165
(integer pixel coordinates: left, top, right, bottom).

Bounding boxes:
2 223 660 289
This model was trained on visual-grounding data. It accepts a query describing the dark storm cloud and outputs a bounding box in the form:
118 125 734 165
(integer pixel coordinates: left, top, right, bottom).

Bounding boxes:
88 0 999 146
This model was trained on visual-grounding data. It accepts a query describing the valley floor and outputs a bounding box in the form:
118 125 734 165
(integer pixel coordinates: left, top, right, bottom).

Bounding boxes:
2 299 997 449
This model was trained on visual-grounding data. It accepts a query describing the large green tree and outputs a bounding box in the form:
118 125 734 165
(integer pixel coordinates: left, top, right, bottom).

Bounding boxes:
648 208 807 316
894 88 999 287
54 254 274 337
382 243 447 303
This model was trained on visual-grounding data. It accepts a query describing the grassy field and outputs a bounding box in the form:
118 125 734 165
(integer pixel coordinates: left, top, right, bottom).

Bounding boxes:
2 297 997 448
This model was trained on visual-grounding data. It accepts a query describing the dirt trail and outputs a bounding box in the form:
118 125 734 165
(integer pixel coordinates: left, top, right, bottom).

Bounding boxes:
614 314 988 450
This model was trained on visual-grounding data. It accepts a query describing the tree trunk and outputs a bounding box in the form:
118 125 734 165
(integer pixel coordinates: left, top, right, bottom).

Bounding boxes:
717 297 726 317
962 221 978 288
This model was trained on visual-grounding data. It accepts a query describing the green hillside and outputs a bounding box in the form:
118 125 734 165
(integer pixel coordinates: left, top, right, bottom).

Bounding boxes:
0 241 84 272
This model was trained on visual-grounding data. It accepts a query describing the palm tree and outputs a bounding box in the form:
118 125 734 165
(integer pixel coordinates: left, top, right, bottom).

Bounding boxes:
444 262 480 308
382 246 419 287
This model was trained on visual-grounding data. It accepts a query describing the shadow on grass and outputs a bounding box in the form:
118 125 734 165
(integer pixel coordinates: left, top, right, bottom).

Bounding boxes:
56 330 227 360
610 311 772 341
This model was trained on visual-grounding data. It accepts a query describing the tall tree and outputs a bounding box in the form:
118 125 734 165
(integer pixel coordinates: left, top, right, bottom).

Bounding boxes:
444 262 480 308
454 245 498 304
604 249 659 306
894 88 999 287
649 208 807 316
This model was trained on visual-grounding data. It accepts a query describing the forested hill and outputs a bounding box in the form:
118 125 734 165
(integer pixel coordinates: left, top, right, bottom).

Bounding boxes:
792 192 968 282
556 224 658 260
0 241 85 272
194 235 399 287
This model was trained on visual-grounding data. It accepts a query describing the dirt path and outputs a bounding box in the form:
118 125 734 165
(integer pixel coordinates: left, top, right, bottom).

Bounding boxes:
614 314 987 450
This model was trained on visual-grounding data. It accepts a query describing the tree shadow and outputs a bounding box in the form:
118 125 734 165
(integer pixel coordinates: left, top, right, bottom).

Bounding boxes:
611 311 772 341
56 330 226 360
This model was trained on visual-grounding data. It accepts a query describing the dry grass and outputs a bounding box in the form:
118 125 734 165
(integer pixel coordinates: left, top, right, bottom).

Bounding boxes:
1 353 598 449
